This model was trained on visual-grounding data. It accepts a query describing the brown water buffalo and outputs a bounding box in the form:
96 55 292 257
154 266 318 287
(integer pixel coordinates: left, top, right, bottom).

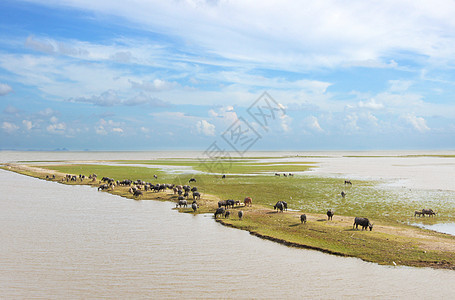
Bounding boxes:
244 197 252 207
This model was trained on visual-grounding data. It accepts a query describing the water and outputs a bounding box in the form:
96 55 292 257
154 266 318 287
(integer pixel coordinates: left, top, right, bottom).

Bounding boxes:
1 169 455 299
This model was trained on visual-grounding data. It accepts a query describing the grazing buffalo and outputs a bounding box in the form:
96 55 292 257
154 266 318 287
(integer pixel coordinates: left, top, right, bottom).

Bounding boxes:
214 207 225 218
327 209 334 220
222 175 226 179
192 191 201 200
191 187 198 192
422 209 436 217
300 214 307 224
414 210 424 217
178 195 184 201
189 178 196 183
98 184 109 191
184 192 189 199
244 197 253 207
345 180 352 185
154 175 158 179
238 210 244 220
218 200 227 208
341 191 346 198
225 211 231 218
274 201 284 212
275 173 280 176
353 217 373 231
176 199 187 208
133 190 143 197
226 199 236 208
192 202 198 212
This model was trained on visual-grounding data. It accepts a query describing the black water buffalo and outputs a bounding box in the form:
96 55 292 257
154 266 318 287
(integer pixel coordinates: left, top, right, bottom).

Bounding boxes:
189 178 196 183
414 210 424 217
238 210 243 220
193 191 201 200
353 217 373 231
327 209 334 220
226 199 236 208
282 201 288 211
218 200 227 208
214 207 225 218
224 211 231 218
98 184 109 191
191 201 198 212
274 201 284 212
300 214 307 224
178 195 184 201
176 199 187 208
191 187 198 192
422 209 436 217
345 180 352 185
222 175 226 179
133 190 143 197
341 191 346 198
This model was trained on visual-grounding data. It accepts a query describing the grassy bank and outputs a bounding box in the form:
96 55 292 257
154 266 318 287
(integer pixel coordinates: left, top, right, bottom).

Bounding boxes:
2 160 455 270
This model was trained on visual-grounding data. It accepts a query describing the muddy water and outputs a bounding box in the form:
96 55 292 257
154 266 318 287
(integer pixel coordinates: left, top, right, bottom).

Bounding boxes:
1 169 454 299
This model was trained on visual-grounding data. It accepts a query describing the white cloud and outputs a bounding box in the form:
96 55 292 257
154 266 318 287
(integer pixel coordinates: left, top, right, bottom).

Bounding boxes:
112 127 124 133
388 80 413 93
196 119 216 136
404 114 430 133
0 83 13 96
358 98 384 110
305 116 324 132
280 114 292 132
46 122 66 133
22 120 34 130
2 122 19 133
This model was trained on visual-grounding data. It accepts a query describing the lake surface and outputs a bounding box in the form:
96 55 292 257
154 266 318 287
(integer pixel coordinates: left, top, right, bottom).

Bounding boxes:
1 168 455 299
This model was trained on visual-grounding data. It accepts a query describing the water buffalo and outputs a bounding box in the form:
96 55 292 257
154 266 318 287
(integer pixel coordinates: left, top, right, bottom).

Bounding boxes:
300 214 307 224
133 190 143 197
98 184 109 191
226 199 236 208
422 209 436 217
191 201 198 212
176 199 187 208
282 201 288 211
189 178 196 183
238 210 243 220
214 207 225 218
244 197 253 207
341 191 346 198
414 210 424 217
353 217 373 231
192 191 201 200
225 211 231 218
327 209 334 220
274 201 284 212
191 187 198 192
345 180 352 185
218 200 227 208
222 175 226 179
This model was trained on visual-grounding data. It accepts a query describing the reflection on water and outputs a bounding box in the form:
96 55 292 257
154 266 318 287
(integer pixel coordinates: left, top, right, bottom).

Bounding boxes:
413 223 455 236
1 169 455 299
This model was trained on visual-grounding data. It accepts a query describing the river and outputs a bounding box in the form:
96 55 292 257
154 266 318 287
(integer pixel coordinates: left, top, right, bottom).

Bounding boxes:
1 167 455 299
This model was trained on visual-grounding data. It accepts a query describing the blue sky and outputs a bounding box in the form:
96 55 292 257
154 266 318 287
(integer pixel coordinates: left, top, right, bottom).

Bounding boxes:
1 0 455 151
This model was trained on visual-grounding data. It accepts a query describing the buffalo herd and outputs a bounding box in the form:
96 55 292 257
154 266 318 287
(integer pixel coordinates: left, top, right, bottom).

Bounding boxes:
49 173 439 232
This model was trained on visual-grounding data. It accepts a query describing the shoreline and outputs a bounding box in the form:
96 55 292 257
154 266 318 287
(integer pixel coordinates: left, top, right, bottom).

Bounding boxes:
3 163 455 270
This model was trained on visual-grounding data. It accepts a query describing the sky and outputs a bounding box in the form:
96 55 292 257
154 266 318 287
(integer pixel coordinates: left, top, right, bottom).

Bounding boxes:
1 0 455 151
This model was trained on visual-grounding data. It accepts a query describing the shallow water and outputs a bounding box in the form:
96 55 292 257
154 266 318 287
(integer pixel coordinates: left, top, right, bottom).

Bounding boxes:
1 169 455 299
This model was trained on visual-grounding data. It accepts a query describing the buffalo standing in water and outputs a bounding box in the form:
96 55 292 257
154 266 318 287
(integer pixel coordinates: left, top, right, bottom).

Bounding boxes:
327 209 334 220
300 214 307 224
353 217 373 231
